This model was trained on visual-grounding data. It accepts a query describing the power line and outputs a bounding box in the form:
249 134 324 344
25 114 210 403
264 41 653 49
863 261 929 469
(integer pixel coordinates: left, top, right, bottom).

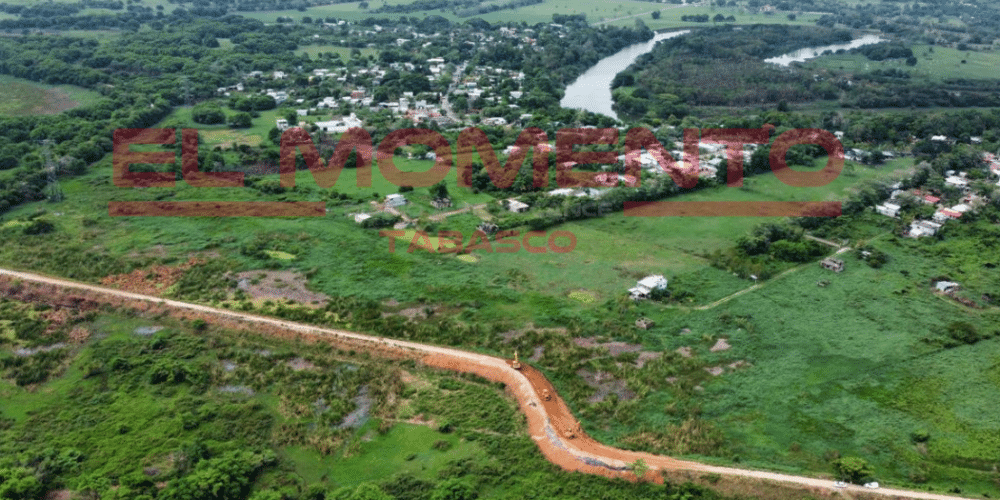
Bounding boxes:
41 140 64 203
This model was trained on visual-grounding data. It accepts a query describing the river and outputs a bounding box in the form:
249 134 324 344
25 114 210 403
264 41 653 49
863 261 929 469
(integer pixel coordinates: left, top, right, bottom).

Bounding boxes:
764 34 884 66
560 30 689 121
560 31 883 121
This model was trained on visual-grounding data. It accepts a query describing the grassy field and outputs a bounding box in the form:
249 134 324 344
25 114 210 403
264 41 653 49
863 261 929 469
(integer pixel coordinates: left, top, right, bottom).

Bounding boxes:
802 44 1000 82
231 0 821 26
0 74 104 116
632 237 1000 496
282 423 482 488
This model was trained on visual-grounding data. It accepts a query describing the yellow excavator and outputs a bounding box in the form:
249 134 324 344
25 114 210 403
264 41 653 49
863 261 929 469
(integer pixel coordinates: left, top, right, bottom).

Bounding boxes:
512 350 521 370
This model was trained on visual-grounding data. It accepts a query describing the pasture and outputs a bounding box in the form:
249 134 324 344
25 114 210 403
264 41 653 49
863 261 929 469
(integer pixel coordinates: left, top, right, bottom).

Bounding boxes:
803 44 1000 82
0 75 103 116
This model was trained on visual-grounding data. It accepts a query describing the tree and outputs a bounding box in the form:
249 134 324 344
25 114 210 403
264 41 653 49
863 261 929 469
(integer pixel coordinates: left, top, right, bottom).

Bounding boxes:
192 104 226 125
0 468 44 500
229 112 252 128
651 10 661 19
832 456 874 484
630 458 650 479
429 478 475 500
430 180 449 199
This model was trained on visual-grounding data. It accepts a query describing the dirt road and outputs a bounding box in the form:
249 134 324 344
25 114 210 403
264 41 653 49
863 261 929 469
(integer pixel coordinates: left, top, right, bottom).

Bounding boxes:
0 267 975 500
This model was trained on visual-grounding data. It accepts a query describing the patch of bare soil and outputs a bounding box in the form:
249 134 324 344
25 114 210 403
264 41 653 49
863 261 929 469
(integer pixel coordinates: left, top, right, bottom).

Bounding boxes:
576 369 636 403
68 326 91 343
397 307 430 320
676 346 693 358
710 338 731 352
286 357 317 371
573 337 644 356
705 366 725 376
101 257 204 297
126 244 168 260
500 324 569 343
234 270 328 306
636 352 661 368
45 490 73 500
528 346 545 362
727 360 751 371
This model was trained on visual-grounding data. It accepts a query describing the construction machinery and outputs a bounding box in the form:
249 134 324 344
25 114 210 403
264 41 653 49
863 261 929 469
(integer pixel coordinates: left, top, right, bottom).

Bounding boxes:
512 350 521 370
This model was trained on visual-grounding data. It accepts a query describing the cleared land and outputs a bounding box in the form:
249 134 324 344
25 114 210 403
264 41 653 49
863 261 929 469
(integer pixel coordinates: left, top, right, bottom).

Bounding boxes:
0 75 103 116
803 44 1000 82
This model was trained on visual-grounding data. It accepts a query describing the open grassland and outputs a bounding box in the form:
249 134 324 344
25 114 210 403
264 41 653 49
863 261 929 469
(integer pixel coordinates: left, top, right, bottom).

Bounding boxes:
625 238 1000 496
803 44 1000 82
0 75 104 116
601 6 822 28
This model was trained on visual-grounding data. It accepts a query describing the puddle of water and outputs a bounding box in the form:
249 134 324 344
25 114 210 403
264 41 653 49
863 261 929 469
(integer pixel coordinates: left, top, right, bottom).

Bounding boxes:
13 343 68 357
134 326 164 336
337 386 373 430
218 385 255 396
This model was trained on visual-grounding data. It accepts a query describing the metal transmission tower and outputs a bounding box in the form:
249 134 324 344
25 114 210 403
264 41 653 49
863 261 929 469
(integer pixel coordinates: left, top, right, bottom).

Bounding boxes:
41 140 63 203
180 75 193 106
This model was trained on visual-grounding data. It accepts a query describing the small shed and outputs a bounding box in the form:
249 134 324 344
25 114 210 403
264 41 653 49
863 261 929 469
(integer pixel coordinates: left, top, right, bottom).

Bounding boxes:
506 199 530 213
431 197 452 209
385 194 407 207
820 258 845 273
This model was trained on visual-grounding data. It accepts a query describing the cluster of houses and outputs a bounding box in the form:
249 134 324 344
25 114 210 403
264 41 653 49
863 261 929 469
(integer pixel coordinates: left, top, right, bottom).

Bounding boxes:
874 171 991 238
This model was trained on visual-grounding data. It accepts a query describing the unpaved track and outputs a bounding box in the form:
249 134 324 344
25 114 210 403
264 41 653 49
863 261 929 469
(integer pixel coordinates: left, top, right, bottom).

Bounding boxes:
0 267 975 500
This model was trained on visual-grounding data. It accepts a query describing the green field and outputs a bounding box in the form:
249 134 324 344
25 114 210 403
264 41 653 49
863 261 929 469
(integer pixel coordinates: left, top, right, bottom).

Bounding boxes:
803 44 1000 82
639 237 1000 495
0 74 104 116
232 0 819 26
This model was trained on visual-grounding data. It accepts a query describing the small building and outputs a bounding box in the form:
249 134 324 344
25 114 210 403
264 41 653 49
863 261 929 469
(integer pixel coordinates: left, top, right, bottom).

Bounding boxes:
477 222 499 235
385 194 407 207
945 176 970 191
635 317 656 330
276 119 290 131
352 213 372 224
935 281 960 294
875 202 901 218
820 258 845 273
908 220 942 238
505 199 530 213
629 275 668 300
430 197 452 209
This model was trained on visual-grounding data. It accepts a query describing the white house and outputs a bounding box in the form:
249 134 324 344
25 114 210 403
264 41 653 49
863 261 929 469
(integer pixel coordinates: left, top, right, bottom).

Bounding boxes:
506 199 530 213
875 202 901 218
945 176 970 191
314 113 363 134
909 220 942 238
629 275 668 300
935 281 960 294
276 119 290 131
386 194 407 207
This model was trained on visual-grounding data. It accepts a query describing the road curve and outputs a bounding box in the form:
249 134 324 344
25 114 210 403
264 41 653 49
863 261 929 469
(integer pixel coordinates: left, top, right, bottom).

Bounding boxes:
0 267 976 500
